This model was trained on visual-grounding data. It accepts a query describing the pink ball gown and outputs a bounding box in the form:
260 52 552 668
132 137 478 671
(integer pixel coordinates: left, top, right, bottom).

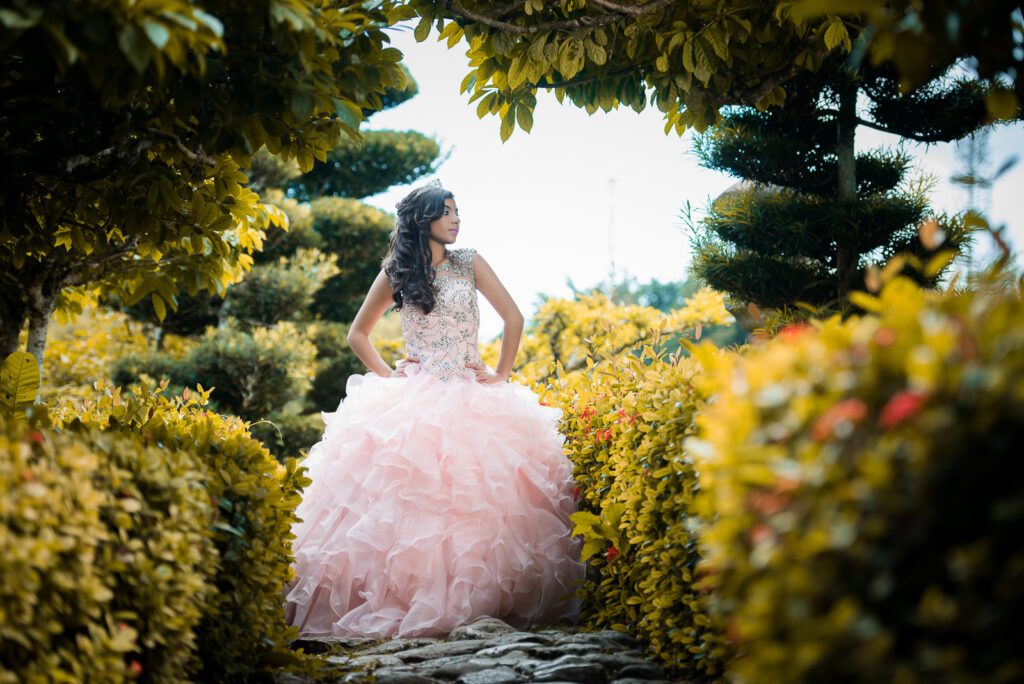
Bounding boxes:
282 247 584 638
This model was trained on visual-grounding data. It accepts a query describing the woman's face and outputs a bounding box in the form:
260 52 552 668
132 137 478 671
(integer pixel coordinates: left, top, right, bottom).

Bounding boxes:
428 198 460 246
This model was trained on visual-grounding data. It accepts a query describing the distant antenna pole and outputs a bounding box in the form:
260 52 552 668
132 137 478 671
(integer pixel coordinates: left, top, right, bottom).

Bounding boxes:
607 178 616 295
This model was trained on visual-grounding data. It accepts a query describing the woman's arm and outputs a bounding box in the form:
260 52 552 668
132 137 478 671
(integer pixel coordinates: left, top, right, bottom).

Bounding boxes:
347 270 400 377
471 252 524 382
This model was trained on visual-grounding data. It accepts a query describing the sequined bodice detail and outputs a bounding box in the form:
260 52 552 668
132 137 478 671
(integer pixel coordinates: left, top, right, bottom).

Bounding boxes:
400 248 484 382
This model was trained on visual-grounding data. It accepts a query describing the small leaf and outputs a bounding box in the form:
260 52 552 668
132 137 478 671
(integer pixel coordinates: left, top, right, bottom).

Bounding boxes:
414 16 431 42
500 108 515 142
824 20 850 51
291 89 314 119
119 25 152 73
152 293 166 321
142 20 170 49
516 105 534 133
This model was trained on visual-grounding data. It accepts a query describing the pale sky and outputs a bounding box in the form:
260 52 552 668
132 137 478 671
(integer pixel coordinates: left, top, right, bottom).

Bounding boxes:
363 25 1024 339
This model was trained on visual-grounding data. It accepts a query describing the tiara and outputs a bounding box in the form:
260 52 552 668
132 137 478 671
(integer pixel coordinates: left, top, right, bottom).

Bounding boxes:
395 178 444 210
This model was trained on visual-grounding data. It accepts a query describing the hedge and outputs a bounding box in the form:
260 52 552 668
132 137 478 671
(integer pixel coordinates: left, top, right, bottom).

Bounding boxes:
689 275 1024 682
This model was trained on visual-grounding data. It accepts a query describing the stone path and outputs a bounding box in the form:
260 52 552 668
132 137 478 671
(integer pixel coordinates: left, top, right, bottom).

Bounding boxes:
279 617 693 684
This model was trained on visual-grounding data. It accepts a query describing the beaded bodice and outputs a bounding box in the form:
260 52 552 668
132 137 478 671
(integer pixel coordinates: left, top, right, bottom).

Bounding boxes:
400 248 484 382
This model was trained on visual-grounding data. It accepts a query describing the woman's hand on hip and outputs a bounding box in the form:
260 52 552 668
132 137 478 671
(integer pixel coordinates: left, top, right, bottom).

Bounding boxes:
466 361 509 384
390 356 419 378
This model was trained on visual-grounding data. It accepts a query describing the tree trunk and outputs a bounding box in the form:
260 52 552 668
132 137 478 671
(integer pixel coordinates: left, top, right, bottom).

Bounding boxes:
835 69 858 305
0 296 28 359
25 282 58 384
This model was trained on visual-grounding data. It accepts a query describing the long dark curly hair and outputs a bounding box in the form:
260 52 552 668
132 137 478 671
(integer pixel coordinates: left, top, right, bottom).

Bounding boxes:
383 182 454 315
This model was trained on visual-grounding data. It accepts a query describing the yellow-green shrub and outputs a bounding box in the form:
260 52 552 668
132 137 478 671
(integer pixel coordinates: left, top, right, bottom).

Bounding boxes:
688 275 1024 683
484 286 732 385
544 298 729 679
180 319 317 420
1 416 214 683
52 379 322 681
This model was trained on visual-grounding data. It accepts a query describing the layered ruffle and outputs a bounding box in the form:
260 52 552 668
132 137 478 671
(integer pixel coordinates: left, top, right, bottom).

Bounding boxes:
282 368 585 638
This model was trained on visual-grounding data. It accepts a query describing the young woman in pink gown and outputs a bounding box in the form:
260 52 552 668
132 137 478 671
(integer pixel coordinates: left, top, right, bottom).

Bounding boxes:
282 180 584 638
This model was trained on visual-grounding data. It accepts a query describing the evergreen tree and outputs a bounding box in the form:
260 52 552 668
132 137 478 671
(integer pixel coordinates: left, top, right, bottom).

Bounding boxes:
689 58 993 312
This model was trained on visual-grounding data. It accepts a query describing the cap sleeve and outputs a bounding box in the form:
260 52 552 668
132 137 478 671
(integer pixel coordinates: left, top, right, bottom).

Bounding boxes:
458 247 477 280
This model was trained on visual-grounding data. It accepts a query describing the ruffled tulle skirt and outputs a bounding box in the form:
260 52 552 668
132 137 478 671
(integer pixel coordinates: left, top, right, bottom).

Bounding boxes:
282 367 585 638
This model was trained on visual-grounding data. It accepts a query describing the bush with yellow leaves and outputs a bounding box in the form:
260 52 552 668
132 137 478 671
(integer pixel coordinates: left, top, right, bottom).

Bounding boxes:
1 414 215 683
688 273 1024 683
484 286 733 385
535 288 734 679
44 379 324 681
547 341 726 679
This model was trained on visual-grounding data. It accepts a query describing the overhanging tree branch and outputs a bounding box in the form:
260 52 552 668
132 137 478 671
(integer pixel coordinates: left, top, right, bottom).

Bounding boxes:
445 0 674 35
143 128 218 166
526 66 639 89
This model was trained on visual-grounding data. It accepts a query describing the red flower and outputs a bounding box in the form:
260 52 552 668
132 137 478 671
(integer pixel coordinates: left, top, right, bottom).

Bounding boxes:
810 398 868 441
23 431 44 445
128 660 143 677
873 327 898 347
748 523 775 545
747 490 788 516
606 545 620 562
573 485 580 502
778 322 812 340
879 390 927 430
725 619 748 645
19 469 36 483
539 400 548 406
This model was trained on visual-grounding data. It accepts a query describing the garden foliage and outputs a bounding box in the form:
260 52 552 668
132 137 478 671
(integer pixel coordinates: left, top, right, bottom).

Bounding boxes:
1 377 323 682
690 57 983 312
482 286 732 385
554 266 1024 682
1 417 214 683
688 273 1024 682
545 339 725 680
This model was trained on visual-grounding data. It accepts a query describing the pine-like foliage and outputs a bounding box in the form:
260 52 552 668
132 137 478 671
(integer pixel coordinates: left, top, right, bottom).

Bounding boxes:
690 59 990 312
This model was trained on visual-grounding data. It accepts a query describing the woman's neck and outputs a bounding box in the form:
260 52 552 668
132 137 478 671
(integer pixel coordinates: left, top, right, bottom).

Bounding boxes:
429 240 448 267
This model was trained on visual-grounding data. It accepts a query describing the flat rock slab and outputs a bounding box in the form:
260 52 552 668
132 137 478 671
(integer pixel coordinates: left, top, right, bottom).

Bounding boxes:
531 655 610 683
458 666 528 684
398 639 490 662
423 656 502 678
291 635 377 654
348 654 406 668
449 617 522 641
475 642 547 658
527 643 608 659
372 673 446 684
590 631 643 648
486 631 559 646
359 638 441 655
616 662 667 679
